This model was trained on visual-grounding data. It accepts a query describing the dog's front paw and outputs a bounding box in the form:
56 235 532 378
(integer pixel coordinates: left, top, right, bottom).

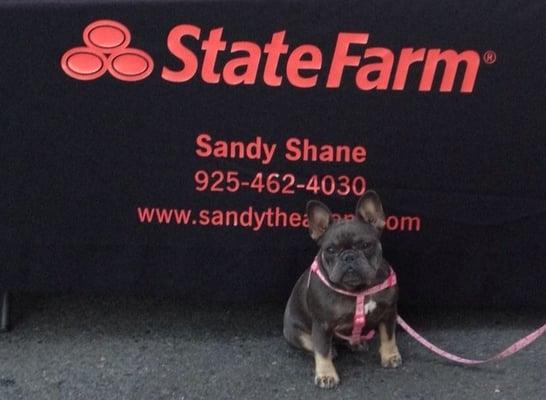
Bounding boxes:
381 352 402 368
314 373 340 389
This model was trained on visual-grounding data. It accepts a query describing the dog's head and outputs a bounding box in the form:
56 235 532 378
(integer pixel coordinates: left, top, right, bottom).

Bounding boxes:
307 191 386 290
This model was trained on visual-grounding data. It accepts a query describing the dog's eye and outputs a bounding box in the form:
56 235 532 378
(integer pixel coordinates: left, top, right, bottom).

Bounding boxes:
326 246 336 254
357 242 370 250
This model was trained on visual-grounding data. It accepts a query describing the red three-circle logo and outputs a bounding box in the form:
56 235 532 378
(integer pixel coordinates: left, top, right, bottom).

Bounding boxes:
61 20 154 82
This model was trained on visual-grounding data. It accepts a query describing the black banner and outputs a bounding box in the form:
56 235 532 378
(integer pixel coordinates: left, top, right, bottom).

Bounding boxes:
1 0 545 307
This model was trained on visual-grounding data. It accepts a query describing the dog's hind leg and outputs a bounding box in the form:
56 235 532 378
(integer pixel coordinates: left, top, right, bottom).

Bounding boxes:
283 318 313 352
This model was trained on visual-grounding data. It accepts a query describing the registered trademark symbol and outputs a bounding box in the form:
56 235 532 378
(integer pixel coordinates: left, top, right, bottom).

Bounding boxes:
483 50 497 64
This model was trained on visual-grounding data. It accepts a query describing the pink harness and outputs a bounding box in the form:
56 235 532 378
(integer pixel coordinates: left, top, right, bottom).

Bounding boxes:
307 258 397 345
308 258 546 364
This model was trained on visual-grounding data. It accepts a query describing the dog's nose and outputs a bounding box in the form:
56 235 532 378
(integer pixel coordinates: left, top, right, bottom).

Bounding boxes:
342 251 356 263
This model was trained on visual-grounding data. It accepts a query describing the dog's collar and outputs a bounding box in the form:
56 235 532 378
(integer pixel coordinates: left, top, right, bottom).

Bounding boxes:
308 258 397 345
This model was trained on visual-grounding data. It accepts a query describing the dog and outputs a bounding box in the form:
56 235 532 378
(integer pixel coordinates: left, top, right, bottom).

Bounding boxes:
283 191 401 389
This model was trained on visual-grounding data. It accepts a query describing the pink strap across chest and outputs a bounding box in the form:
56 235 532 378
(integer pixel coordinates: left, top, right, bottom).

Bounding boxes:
308 259 545 364
308 259 397 345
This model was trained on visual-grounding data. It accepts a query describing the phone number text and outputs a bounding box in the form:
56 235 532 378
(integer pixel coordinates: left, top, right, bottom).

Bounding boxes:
194 170 366 196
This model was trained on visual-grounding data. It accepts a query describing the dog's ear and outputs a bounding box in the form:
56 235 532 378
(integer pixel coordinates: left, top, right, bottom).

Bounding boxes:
356 190 385 233
306 200 333 241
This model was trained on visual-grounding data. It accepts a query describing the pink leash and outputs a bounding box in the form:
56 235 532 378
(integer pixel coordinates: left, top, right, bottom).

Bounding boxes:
308 259 546 364
396 314 546 364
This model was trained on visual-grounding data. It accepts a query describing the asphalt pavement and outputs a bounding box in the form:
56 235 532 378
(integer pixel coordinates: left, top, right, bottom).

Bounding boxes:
0 294 544 400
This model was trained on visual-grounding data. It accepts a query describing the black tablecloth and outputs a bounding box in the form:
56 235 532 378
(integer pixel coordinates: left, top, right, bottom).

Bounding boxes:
1 0 545 307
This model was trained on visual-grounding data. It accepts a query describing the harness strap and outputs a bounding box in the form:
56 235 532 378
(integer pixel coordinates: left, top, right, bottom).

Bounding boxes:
307 258 545 363
308 258 397 345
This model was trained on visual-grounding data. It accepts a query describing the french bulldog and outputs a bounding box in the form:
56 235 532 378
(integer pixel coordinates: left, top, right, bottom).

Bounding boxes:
283 191 401 389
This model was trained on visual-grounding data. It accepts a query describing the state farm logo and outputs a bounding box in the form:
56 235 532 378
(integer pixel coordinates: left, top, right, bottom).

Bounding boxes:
62 20 496 92
61 20 154 81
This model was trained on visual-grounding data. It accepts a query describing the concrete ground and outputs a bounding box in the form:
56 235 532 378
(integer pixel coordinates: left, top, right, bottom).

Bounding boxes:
0 294 544 400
